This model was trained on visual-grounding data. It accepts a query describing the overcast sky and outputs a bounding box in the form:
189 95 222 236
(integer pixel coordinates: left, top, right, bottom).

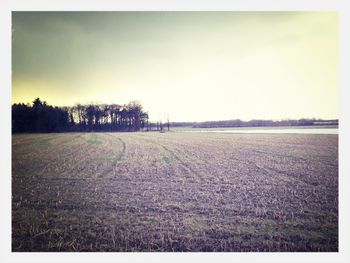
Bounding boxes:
12 12 338 122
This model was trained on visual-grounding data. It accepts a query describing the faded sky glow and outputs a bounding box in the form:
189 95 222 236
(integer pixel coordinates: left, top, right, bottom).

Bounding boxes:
12 12 338 122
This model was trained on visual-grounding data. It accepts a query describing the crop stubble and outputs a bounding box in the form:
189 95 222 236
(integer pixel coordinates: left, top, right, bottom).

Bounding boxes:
12 132 338 251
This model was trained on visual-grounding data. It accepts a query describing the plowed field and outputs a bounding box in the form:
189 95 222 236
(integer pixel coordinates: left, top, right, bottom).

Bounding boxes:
12 132 338 251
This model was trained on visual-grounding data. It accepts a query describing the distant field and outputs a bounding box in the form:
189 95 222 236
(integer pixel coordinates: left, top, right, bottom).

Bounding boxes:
12 132 338 252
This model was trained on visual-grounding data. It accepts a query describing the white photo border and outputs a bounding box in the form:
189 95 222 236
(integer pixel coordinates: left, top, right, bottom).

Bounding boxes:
1 1 349 263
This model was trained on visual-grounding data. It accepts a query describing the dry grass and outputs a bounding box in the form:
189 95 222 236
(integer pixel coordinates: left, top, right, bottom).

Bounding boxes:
12 132 338 251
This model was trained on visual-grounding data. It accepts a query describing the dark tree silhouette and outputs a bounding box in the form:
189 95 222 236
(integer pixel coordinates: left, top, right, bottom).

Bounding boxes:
12 98 69 133
12 98 150 133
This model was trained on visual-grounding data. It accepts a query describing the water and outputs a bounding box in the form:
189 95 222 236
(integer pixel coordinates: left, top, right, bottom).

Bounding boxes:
181 127 338 135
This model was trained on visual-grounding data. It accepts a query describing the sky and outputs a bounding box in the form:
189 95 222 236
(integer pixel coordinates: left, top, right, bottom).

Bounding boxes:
12 12 338 122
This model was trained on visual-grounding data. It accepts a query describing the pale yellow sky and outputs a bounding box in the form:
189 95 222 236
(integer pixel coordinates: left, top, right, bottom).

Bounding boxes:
12 12 338 122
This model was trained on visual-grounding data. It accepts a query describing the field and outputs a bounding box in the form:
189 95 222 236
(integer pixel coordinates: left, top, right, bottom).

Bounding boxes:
12 131 338 252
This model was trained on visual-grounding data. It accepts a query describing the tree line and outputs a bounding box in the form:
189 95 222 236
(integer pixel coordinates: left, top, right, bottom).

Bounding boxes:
13 98 337 133
169 119 338 128
192 119 338 128
12 98 156 133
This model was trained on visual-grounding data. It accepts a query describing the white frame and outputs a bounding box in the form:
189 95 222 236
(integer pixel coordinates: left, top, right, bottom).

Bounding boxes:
1 1 349 262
